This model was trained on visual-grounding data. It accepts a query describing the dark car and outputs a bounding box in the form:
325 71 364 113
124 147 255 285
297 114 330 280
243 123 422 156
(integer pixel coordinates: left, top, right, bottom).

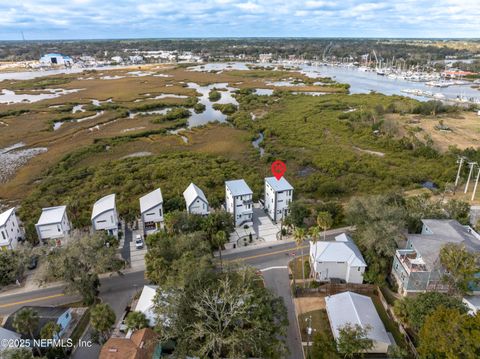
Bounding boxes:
27 256 39 270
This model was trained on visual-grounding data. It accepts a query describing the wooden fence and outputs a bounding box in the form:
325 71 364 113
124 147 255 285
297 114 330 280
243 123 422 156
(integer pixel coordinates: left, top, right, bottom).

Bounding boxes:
377 288 419 359
294 282 377 297
295 283 420 359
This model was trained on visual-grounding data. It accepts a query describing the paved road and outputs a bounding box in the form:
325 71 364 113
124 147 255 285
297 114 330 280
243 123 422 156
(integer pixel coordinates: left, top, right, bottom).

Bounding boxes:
0 231 344 359
223 240 306 359
71 271 146 359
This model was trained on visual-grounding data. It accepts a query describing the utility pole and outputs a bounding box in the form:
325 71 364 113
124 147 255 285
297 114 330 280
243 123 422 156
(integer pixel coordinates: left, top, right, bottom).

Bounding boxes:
472 167 480 202
464 162 477 194
305 315 313 357
454 156 465 190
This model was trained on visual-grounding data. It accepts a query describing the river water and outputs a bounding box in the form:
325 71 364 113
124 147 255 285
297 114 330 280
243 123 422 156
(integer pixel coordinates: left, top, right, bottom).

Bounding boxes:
189 62 480 103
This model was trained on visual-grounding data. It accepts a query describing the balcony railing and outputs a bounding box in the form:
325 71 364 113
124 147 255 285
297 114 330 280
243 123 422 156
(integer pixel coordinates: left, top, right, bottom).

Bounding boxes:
396 249 428 273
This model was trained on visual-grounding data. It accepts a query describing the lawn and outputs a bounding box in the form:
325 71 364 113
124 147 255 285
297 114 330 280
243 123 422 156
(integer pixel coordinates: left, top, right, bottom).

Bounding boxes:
368 293 409 353
288 255 310 281
299 309 340 359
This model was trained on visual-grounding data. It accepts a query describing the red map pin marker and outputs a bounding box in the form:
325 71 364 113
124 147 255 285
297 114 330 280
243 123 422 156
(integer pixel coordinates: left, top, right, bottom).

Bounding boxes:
271 160 286 180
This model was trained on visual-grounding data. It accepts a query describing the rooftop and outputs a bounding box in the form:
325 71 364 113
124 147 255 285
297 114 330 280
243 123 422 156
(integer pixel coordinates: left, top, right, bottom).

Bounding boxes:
325 291 391 346
4 306 70 339
265 176 293 192
0 326 21 341
36 206 66 226
99 328 159 359
225 179 252 197
135 285 158 327
310 233 366 267
0 207 15 227
139 189 163 214
92 194 116 220
183 183 208 208
407 219 480 270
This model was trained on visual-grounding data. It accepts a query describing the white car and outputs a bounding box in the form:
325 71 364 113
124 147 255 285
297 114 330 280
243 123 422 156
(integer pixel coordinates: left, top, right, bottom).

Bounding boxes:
135 234 144 249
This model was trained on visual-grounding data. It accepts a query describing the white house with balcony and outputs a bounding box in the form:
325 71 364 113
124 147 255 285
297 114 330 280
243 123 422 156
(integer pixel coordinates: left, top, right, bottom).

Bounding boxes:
91 194 119 237
225 179 253 227
264 176 293 223
35 206 71 244
139 188 164 235
183 183 209 216
0 208 24 250
309 233 366 283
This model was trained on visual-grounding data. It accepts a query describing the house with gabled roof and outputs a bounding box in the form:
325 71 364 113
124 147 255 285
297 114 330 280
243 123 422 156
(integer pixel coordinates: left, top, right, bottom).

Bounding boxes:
99 328 160 359
0 207 24 250
139 188 164 234
35 206 71 244
325 291 392 354
92 194 119 237
309 233 367 283
183 183 209 216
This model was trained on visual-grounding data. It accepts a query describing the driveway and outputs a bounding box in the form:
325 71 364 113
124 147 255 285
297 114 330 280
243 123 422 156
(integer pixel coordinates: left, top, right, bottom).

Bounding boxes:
252 205 281 242
122 226 147 271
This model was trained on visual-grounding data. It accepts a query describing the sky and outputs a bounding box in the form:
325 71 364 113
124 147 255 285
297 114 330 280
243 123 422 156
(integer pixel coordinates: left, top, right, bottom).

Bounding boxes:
0 0 479 40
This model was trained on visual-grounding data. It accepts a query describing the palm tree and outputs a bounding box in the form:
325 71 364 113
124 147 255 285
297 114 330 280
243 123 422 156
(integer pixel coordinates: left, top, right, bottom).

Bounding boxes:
13 308 41 356
90 303 116 344
215 230 227 270
308 226 321 278
317 211 333 241
125 311 149 331
40 321 62 340
294 227 306 288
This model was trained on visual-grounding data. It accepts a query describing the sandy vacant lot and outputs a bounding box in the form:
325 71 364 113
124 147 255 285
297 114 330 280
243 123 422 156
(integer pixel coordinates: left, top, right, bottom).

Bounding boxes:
294 296 326 315
390 112 480 152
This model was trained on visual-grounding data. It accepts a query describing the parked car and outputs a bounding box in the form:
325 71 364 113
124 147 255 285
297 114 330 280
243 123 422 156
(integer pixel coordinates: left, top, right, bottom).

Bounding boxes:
135 234 144 249
27 256 39 270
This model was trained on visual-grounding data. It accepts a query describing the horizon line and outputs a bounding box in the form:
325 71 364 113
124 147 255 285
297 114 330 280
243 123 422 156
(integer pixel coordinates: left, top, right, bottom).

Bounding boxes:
1 36 480 42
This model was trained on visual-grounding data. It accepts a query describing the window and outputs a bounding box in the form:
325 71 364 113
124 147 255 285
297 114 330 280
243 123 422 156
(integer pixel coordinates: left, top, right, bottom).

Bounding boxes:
159 208 162 216
97 220 107 223
57 225 61 232
1 232 5 240
358 267 361 271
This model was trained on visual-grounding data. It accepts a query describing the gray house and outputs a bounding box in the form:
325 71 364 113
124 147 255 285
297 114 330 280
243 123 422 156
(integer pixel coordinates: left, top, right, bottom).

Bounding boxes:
391 219 480 296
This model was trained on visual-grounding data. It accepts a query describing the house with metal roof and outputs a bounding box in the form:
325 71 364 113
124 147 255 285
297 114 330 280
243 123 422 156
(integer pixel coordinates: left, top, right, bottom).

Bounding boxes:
139 189 163 235
92 194 119 237
309 233 367 283
0 207 24 250
134 285 158 327
264 176 293 223
391 219 480 295
0 327 21 353
39 53 73 67
325 291 392 354
225 179 253 227
183 183 209 216
35 206 71 244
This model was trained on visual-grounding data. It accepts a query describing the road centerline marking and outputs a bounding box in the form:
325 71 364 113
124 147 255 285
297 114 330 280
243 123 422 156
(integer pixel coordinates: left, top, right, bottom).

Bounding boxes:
0 293 65 308
223 245 309 262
